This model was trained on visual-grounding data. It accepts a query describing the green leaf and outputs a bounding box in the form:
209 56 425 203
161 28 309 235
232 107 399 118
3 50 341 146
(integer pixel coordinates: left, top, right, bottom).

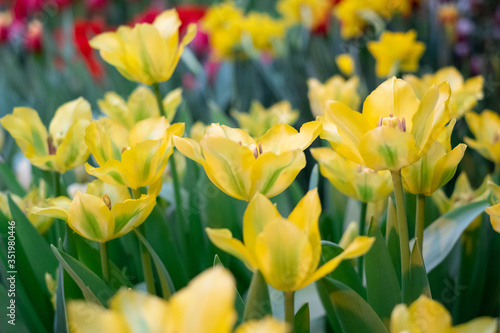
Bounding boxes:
317 278 388 333
134 229 175 300
365 219 401 323
409 241 431 303
51 245 112 306
7 195 57 293
0 162 26 196
243 270 272 321
308 164 319 191
54 265 69 333
320 241 365 299
414 200 489 272
213 254 223 267
294 303 310 333
385 197 401 285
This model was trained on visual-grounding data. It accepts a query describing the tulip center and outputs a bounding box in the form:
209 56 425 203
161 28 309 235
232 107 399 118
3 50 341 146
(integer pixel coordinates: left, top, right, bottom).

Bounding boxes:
239 141 263 158
102 194 112 210
357 165 377 174
47 136 57 155
377 113 406 132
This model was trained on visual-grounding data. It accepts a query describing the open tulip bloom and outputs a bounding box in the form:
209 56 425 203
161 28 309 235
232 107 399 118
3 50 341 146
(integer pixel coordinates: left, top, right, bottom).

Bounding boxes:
1 97 92 173
206 189 375 292
174 122 321 201
29 178 161 243
84 117 184 189
320 77 451 172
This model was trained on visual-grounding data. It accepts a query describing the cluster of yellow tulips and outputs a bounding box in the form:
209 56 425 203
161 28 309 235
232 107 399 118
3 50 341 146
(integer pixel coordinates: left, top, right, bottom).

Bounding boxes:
1 2 500 333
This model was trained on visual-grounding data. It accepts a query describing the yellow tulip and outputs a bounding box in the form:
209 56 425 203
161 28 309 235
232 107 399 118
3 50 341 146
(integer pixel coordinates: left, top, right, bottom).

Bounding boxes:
310 147 392 203
431 172 490 216
307 75 360 117
405 67 483 118
231 101 299 138
335 53 355 77
367 30 425 77
320 77 451 171
241 12 287 56
67 267 284 333
401 119 466 196
30 178 161 243
0 180 56 233
206 189 375 291
464 110 500 166
391 295 497 333
276 0 331 31
174 122 320 201
89 9 196 85
190 121 208 143
98 86 182 129
84 117 184 189
1 97 92 173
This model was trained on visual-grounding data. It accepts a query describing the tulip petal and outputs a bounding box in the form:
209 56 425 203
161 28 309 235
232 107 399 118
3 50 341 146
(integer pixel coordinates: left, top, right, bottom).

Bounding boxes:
319 117 364 165
129 117 171 144
299 236 374 289
206 228 257 269
85 119 129 166
390 304 412 333
109 289 169 332
408 296 451 332
55 119 91 173
85 160 128 187
86 179 130 203
98 92 130 128
67 301 129 333
28 196 72 220
486 204 500 233
255 218 314 291
112 195 155 238
127 86 160 124
1 107 48 158
68 192 113 242
49 97 92 144
173 136 206 165
249 150 305 199
430 143 466 195
162 88 183 123
243 193 281 256
359 126 417 171
235 316 289 333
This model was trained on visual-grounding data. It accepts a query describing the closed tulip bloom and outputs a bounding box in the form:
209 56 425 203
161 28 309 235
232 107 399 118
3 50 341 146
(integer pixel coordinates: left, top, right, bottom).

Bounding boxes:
311 147 392 203
391 295 497 333
231 101 299 138
321 77 451 171
465 110 500 166
29 179 161 243
335 53 355 77
98 86 182 129
84 117 184 189
67 267 283 332
206 189 374 292
1 97 92 173
367 30 425 77
405 67 483 118
276 0 331 31
174 122 320 201
89 9 197 85
401 119 466 196
307 75 360 117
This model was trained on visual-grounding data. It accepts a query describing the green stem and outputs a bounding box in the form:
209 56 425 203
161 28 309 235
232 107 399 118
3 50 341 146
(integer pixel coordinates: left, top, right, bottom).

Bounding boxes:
99 242 109 283
152 82 167 118
284 291 295 330
391 170 410 304
133 188 157 295
415 194 425 252
358 201 368 280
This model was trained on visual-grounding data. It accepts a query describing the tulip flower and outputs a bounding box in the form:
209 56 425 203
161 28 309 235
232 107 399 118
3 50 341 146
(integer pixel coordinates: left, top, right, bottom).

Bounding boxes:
367 30 425 77
405 66 483 118
241 12 287 56
89 9 197 85
321 77 450 172
98 86 182 129
67 267 287 332
307 75 360 117
206 189 375 292
29 178 161 243
1 97 92 173
401 119 466 196
231 101 299 138
335 53 355 77
174 122 320 201
84 117 184 189
0 180 55 233
276 0 331 32
464 110 500 167
311 147 392 203
391 295 497 333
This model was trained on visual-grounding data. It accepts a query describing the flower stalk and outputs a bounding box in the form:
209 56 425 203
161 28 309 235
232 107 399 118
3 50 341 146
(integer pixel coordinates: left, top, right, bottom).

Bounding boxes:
99 241 110 283
415 194 425 251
